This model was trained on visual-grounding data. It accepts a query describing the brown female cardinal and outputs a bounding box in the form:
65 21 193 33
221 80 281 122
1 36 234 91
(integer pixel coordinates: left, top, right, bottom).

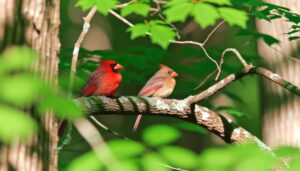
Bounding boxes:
58 60 123 138
82 60 123 96
133 64 178 132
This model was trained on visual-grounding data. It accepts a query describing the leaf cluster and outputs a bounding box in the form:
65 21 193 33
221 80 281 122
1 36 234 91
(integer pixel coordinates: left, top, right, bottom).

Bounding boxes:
0 47 83 143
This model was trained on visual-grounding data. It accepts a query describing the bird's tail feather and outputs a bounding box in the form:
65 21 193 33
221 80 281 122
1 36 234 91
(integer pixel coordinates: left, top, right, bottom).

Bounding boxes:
133 114 142 133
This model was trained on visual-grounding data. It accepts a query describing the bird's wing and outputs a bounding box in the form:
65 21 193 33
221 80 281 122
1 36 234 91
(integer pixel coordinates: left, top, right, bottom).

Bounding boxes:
82 70 102 96
134 77 166 132
138 76 166 96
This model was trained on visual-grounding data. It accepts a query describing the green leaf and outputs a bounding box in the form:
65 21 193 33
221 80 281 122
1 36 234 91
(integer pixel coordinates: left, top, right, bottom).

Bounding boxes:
39 95 83 119
107 140 145 158
236 30 280 46
121 2 150 17
165 0 190 7
142 153 171 171
95 0 117 15
252 10 270 21
274 146 300 157
150 23 176 49
223 90 245 104
289 157 300 171
159 146 198 169
192 3 220 29
199 143 276 170
127 24 149 39
0 105 37 143
163 3 193 22
67 151 103 171
216 106 246 117
200 147 237 168
76 0 95 11
0 75 43 106
235 150 276 171
0 47 37 72
260 34 280 46
205 0 232 5
219 7 248 28
142 125 181 147
174 122 208 134
111 160 139 171
150 20 168 25
289 36 300 41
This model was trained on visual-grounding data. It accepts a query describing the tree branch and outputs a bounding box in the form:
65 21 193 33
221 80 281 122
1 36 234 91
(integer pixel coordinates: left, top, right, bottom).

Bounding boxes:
76 96 254 144
186 66 300 105
68 6 97 97
76 96 283 170
74 119 118 170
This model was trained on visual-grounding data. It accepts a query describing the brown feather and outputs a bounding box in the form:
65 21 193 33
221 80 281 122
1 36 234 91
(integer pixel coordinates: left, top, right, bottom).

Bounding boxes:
133 64 178 132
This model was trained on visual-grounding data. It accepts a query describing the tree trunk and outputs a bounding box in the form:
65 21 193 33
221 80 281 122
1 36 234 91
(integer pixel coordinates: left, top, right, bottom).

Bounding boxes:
257 0 300 147
0 0 60 171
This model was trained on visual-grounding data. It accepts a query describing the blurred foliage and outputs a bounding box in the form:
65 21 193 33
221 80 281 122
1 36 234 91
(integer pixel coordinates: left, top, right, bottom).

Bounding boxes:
76 0 300 49
215 106 247 118
142 124 181 147
0 47 82 143
232 0 300 41
62 124 300 171
128 20 177 49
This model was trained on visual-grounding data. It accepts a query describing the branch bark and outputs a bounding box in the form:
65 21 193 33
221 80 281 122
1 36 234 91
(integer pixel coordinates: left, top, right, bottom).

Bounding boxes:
186 67 300 104
76 96 254 144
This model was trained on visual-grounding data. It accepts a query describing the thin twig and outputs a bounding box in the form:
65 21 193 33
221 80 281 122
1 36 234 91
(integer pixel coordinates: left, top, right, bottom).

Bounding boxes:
171 40 221 72
109 10 134 27
151 0 162 15
221 48 249 67
202 20 225 46
74 119 118 170
154 0 168 5
270 46 300 63
68 6 97 97
215 48 251 80
115 1 134 8
159 163 189 171
192 69 217 90
90 116 129 140
158 13 181 39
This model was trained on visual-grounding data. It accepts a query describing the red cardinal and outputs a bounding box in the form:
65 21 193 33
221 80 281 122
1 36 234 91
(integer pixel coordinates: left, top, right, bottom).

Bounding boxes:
58 60 123 138
82 60 123 96
133 64 178 132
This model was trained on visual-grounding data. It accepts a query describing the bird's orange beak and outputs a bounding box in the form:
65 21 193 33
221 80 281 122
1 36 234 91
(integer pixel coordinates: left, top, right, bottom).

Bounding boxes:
114 63 123 71
171 72 179 78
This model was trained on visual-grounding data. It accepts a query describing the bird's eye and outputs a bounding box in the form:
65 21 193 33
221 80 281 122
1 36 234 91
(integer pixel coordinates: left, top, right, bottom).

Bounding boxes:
168 71 173 76
110 63 117 69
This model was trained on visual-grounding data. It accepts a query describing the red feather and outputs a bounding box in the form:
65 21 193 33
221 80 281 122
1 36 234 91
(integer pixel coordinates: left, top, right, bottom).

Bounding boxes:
82 84 97 96
82 60 122 97
59 60 122 139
